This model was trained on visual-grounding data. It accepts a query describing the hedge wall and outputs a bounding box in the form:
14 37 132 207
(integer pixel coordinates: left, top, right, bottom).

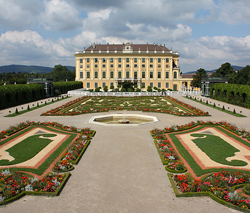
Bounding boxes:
210 83 250 108
53 81 83 94
0 84 45 110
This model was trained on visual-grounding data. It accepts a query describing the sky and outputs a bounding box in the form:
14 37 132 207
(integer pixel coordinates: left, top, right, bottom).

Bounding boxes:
0 0 249 73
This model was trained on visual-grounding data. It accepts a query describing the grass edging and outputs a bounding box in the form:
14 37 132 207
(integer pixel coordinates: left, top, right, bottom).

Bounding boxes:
185 96 246 117
5 96 69 117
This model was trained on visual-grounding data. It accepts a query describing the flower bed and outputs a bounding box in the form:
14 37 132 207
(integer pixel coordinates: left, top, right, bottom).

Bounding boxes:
41 96 210 116
0 170 70 205
171 171 250 211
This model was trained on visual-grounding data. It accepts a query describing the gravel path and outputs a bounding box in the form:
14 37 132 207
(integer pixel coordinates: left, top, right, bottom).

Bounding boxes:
0 95 248 213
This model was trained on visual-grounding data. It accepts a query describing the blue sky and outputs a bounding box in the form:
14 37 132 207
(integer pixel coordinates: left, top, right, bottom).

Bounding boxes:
0 0 249 73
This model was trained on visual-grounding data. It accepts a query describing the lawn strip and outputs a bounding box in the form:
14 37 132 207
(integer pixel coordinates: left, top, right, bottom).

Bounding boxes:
185 96 246 117
5 96 70 117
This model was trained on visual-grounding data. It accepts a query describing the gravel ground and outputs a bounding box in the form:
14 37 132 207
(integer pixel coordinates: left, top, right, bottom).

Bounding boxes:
0 95 248 213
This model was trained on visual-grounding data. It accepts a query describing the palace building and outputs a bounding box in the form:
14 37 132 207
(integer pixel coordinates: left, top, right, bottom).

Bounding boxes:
74 43 192 91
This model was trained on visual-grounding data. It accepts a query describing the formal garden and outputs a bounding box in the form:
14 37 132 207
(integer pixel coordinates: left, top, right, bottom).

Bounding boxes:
0 121 95 205
41 96 209 116
151 121 250 211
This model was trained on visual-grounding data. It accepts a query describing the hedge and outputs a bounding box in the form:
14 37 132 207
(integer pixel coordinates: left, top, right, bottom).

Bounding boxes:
210 83 250 108
0 84 45 110
53 81 82 94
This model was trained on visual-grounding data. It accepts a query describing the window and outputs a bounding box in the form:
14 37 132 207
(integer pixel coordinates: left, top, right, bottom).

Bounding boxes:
165 72 169 78
142 58 145 63
142 64 145 68
87 58 90 63
150 72 153 78
173 84 177 91
118 71 122 78
134 64 137 68
102 71 106 78
158 58 161 63
158 82 161 88
87 72 90 78
110 58 113 63
150 64 153 68
134 58 137 63
174 71 177 78
166 58 169 63
94 58 98 63
126 71 129 78
80 59 83 63
110 64 113 68
94 82 98 88
166 82 169 88
87 64 90 68
126 64 130 68
150 58 153 63
166 64 169 68
150 82 153 88
110 82 113 87
142 72 145 78
102 82 106 88
158 72 161 78
142 82 145 87
158 64 161 68
87 82 90 88
94 71 98 78
126 58 129 63
118 58 121 62
102 64 106 68
118 64 121 68
110 71 114 78
102 58 106 63
95 64 98 68
134 72 137 78
80 65 83 68
80 72 83 78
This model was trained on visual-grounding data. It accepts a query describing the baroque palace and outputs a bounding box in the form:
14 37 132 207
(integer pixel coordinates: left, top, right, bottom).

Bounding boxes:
74 43 192 91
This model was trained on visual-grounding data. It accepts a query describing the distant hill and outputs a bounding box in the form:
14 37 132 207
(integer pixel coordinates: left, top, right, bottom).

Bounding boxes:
184 65 245 74
0 65 75 74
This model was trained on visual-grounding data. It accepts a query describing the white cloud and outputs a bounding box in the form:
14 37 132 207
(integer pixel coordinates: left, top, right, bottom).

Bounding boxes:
0 30 72 66
40 0 82 31
0 0 42 30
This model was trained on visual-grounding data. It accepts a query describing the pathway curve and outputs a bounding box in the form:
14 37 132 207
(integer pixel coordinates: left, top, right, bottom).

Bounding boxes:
0 95 247 213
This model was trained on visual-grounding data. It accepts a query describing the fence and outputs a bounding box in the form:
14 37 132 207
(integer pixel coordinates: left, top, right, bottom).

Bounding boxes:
68 89 201 97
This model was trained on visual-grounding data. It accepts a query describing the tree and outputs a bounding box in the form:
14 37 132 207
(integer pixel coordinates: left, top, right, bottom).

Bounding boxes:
51 65 75 82
147 86 152 92
191 68 206 88
121 81 134 92
103 85 108 92
212 62 234 77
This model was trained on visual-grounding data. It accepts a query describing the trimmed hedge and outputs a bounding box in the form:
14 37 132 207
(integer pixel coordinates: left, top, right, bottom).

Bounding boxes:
210 83 250 108
0 84 45 110
53 81 82 94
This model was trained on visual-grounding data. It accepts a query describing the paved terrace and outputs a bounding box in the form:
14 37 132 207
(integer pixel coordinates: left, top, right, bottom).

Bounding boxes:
0 95 249 213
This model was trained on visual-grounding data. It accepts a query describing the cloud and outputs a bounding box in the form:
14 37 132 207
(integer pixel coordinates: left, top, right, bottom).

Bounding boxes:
0 0 42 30
40 0 82 31
0 30 72 66
217 0 250 25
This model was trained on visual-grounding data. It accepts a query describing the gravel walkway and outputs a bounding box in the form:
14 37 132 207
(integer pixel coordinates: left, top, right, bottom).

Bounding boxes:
0 95 248 213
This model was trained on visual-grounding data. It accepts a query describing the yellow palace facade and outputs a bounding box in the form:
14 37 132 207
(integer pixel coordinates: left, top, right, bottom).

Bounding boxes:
75 43 192 91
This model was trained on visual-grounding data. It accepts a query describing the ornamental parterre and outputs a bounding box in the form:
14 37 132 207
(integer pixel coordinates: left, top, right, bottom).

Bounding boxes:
41 96 210 116
151 121 250 211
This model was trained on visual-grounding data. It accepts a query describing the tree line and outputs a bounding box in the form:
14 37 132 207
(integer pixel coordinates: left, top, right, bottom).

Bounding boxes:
0 65 75 85
191 62 250 87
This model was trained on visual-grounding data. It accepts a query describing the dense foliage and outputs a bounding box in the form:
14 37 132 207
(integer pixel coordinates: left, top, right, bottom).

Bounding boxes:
210 83 250 108
53 81 83 94
191 68 206 87
0 84 45 110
